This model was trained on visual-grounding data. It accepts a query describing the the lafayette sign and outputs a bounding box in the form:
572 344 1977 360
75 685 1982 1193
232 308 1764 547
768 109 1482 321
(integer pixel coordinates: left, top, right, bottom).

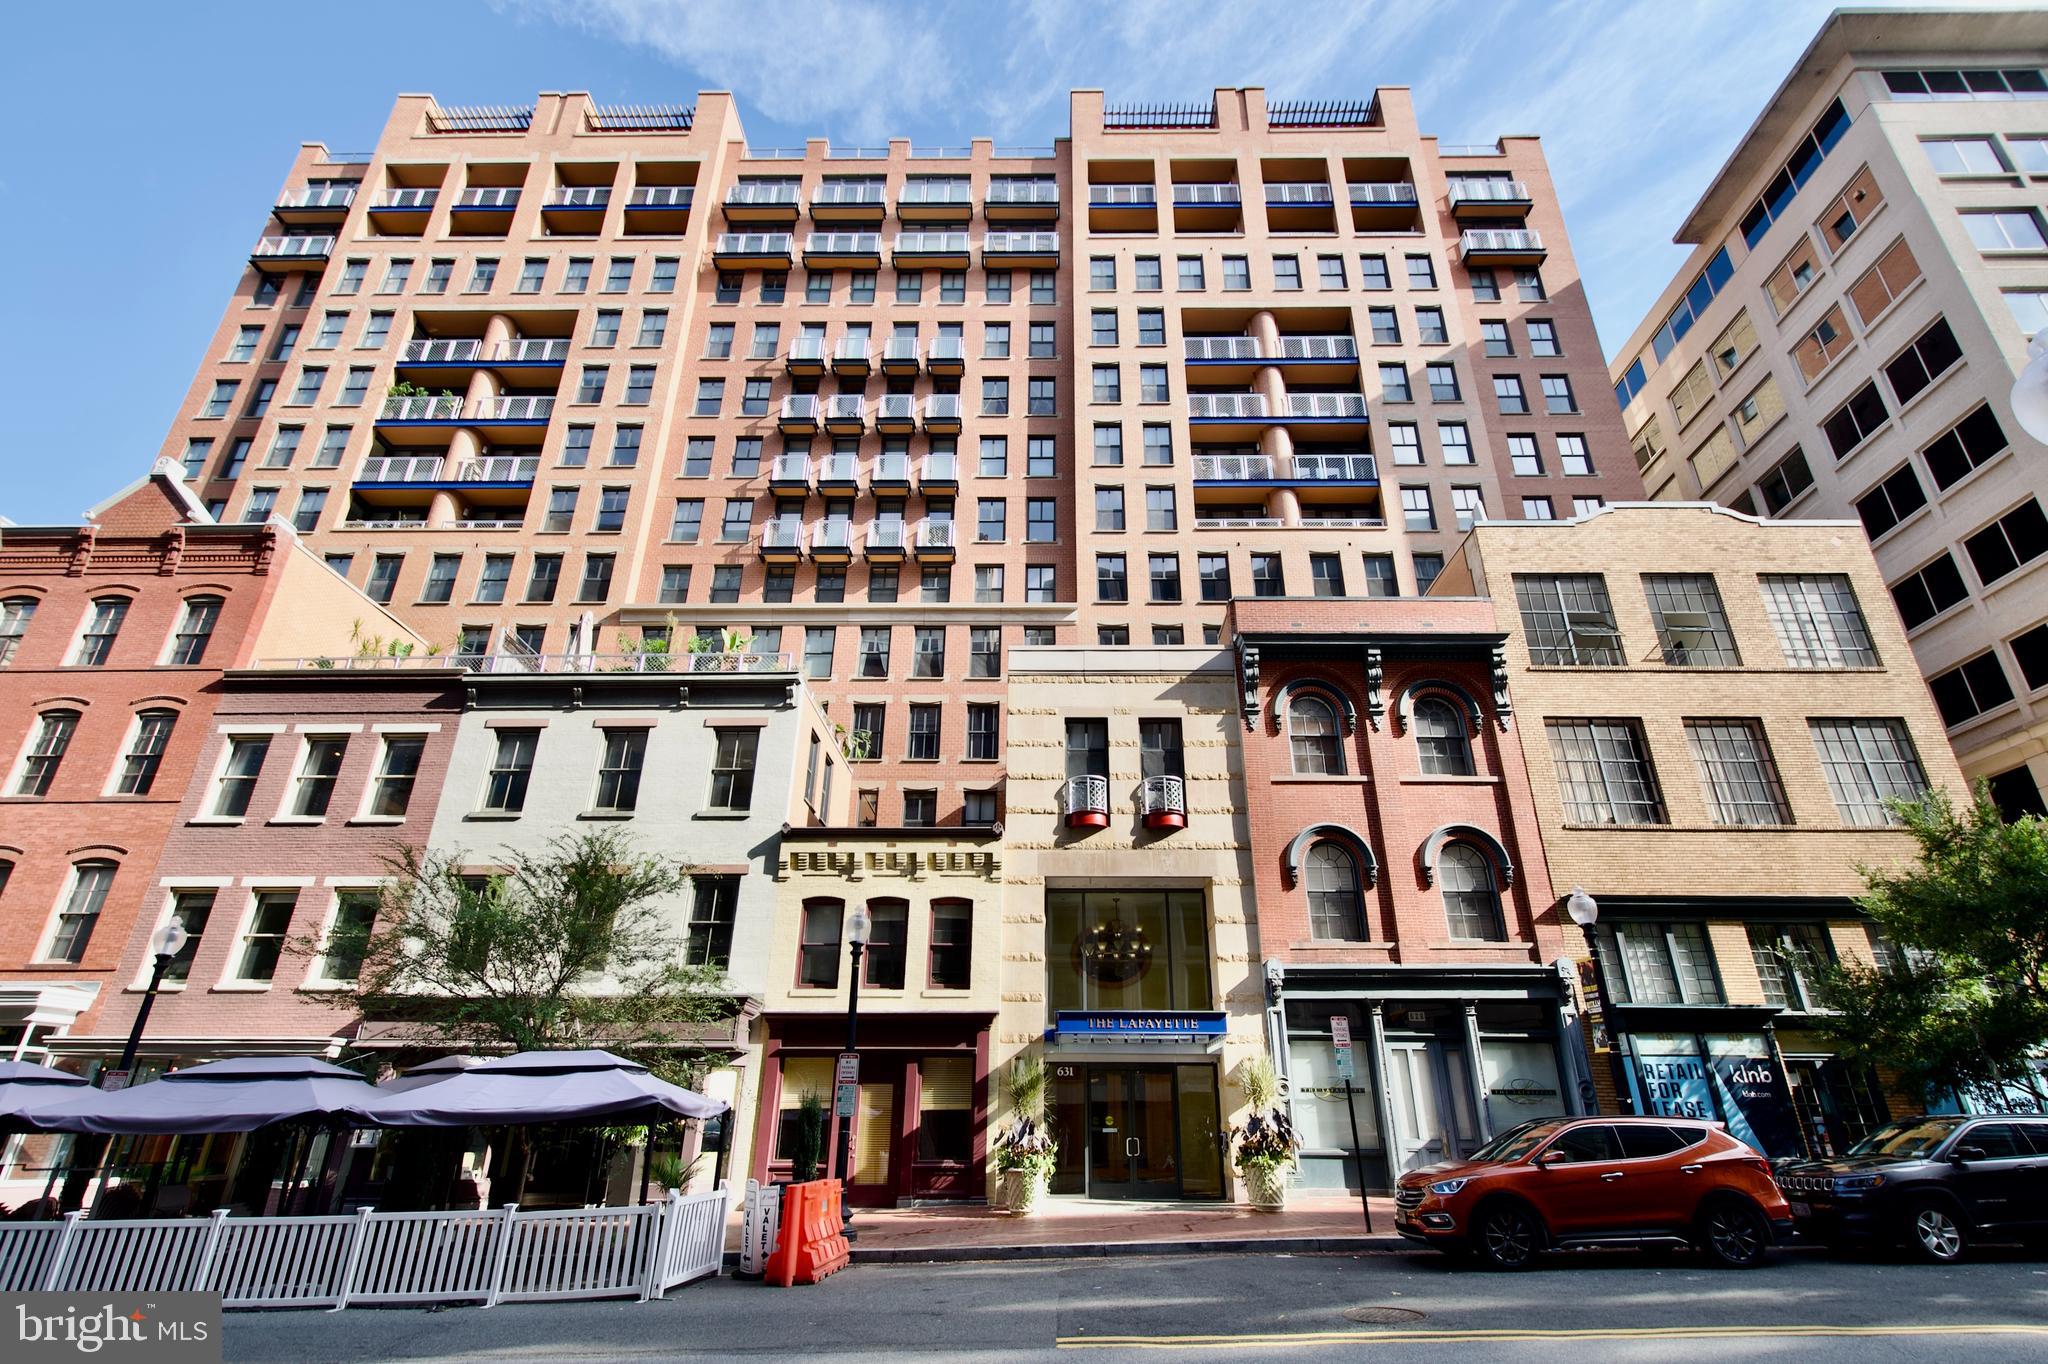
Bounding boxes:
1049 1011 1227 1041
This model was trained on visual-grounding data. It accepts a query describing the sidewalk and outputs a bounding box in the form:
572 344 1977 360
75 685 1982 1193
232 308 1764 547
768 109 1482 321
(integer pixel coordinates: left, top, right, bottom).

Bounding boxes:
729 1193 1405 1263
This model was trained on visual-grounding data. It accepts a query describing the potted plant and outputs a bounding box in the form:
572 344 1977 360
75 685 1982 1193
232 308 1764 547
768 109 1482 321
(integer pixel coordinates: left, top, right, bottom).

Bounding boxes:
1232 1057 1300 1212
789 1090 827 1183
991 1056 1057 1215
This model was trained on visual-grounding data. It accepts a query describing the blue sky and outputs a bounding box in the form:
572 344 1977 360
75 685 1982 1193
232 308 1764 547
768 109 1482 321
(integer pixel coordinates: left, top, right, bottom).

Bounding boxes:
0 0 1937 524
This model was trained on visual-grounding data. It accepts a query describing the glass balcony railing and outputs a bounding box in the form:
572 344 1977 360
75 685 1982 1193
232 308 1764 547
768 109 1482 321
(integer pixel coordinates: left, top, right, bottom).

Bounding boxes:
375 188 438 210
1193 454 1276 480
894 231 970 254
1187 393 1270 419
1447 179 1532 205
826 395 867 423
471 396 554 421
986 179 1060 204
875 394 916 423
1278 335 1359 360
1184 337 1262 361
493 338 569 363
1172 183 1240 204
807 232 881 255
627 185 693 207
726 181 801 206
1089 184 1156 206
780 394 822 422
252 235 334 259
548 186 610 207
1348 182 1418 205
455 186 521 209
714 232 794 255
1287 393 1369 419
401 338 481 364
279 184 357 210
770 453 813 482
983 231 1059 254
923 394 963 421
813 181 886 205
1266 182 1334 204
380 395 464 421
1289 452 1378 480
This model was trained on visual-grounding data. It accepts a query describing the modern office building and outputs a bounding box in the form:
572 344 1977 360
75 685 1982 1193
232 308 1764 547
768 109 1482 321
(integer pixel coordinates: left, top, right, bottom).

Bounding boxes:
1440 503 1970 1157
1608 8 2048 816
152 83 1637 826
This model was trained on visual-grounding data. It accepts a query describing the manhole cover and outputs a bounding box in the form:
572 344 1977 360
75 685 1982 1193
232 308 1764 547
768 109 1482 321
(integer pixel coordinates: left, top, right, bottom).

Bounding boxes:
1342 1306 1427 1325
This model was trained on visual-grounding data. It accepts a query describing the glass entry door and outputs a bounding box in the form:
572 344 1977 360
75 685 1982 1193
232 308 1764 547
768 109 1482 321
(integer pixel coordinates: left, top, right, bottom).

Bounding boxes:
1087 1068 1180 1199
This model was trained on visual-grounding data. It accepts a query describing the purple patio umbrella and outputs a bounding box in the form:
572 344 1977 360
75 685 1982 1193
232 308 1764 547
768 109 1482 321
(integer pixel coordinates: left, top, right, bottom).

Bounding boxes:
351 1050 726 1128
374 1054 486 1095
0 1060 90 1134
28 1056 378 1134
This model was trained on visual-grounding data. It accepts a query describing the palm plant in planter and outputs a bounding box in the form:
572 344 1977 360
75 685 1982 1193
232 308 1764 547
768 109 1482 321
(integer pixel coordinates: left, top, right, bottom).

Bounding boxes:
991 1056 1057 1215
1231 1057 1300 1211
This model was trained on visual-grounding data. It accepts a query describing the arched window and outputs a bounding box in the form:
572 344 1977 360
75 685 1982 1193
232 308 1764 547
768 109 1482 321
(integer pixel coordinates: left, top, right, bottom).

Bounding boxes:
48 860 116 963
17 709 80 797
72 596 130 667
116 709 178 796
1288 695 1343 775
1414 696 1474 776
1305 841 1367 940
1440 844 1506 941
0 596 38 666
169 596 224 666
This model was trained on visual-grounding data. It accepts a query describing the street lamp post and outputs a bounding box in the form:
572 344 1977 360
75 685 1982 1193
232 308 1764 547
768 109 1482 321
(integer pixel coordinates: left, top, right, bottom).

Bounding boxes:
1565 888 1634 1115
836 907 871 1235
66 920 188 1214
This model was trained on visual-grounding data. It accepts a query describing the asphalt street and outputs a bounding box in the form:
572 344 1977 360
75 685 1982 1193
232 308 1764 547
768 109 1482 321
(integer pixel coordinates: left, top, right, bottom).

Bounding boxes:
220 1245 2048 1362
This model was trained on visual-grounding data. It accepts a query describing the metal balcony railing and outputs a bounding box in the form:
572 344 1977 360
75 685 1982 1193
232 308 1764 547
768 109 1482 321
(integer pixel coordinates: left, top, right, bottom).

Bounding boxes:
923 394 962 421
873 453 911 485
1266 182 1334 204
807 232 881 255
1461 228 1545 252
770 453 813 483
375 188 438 210
1193 454 1276 481
983 231 1059 253
714 232 793 255
1139 775 1187 818
626 185 693 207
472 396 554 421
912 519 954 549
1290 453 1378 481
1278 335 1359 360
402 338 481 364
1185 337 1262 361
280 184 357 209
356 455 445 483
455 186 521 209
380 395 465 421
894 231 970 254
461 456 539 482
819 454 859 484
780 394 822 422
813 181 886 204
761 519 807 551
866 521 907 549
589 103 694 132
922 452 960 484
726 181 801 206
493 338 569 363
1287 393 1369 418
1062 774 1111 818
1089 184 1157 206
1299 516 1386 529
252 235 334 259
899 179 972 204
875 394 916 423
1195 516 1284 529
1447 179 1532 205
986 179 1060 203
1348 182 1419 205
826 394 866 423
1188 393 1271 419
813 521 853 551
548 186 610 207
427 104 532 133
882 337 921 366
1172 183 1241 205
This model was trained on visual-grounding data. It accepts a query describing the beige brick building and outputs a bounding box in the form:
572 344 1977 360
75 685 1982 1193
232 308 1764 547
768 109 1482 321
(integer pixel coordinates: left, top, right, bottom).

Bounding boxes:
1439 502 1969 1156
1608 8 2048 816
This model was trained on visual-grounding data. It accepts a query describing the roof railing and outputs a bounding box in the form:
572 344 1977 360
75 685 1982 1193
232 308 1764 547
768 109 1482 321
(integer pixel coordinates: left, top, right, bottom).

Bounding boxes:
1268 98 1380 128
588 102 693 131
427 104 533 133
1103 101 1217 130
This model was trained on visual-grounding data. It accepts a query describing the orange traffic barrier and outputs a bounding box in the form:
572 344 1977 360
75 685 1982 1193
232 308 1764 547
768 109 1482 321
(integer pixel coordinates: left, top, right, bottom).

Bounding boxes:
763 1179 850 1287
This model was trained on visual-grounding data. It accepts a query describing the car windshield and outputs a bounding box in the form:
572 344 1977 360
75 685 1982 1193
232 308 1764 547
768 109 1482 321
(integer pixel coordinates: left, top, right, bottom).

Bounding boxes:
1468 1120 1564 1163
1844 1118 1964 1159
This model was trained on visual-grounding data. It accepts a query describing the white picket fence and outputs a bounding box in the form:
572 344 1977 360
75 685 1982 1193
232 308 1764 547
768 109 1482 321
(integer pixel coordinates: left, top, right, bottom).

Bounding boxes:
0 1185 729 1311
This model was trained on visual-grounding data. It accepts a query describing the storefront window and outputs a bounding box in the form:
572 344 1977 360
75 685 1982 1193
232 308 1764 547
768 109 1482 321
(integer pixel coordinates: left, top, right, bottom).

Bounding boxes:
775 1056 833 1160
1625 1031 1800 1157
1046 889 1212 1011
1287 1037 1381 1153
1479 1039 1568 1123
917 1056 972 1162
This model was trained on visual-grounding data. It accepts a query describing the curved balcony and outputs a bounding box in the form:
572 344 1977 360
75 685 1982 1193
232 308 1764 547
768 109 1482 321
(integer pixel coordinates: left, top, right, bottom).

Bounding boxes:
1062 774 1111 830
1139 775 1187 831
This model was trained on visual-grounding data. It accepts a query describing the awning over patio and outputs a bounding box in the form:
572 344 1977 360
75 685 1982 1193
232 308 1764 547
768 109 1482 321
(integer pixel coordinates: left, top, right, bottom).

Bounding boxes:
352 1050 727 1128
0 1059 90 1134
28 1056 378 1134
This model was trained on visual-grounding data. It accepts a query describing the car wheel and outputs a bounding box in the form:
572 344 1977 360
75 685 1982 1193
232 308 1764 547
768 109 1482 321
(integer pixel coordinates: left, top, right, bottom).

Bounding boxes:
1698 1197 1771 1269
1473 1201 1542 1271
1906 1200 1968 1264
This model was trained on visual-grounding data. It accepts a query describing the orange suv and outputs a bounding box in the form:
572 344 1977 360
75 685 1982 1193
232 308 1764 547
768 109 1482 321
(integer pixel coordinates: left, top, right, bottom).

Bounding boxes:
1395 1116 1792 1269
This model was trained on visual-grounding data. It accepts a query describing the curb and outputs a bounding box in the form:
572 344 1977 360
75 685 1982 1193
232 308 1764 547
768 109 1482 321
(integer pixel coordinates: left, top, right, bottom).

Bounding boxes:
847 1234 1409 1263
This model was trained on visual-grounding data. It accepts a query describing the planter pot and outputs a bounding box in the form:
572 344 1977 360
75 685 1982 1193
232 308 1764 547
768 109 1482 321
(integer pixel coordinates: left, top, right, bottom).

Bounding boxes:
1000 1169 1048 1216
1242 1163 1289 1212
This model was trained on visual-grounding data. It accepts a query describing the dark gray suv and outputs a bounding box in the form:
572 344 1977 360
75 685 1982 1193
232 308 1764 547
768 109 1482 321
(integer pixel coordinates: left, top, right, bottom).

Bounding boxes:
1780 1114 2048 1262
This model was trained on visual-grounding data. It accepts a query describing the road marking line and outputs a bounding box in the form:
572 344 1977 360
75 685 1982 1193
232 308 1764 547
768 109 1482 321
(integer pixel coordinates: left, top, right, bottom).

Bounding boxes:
1057 1323 2048 1349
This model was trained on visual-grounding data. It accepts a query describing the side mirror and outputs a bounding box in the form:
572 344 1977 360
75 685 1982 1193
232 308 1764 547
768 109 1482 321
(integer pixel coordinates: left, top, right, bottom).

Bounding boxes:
1951 1145 1987 1163
1537 1149 1571 1166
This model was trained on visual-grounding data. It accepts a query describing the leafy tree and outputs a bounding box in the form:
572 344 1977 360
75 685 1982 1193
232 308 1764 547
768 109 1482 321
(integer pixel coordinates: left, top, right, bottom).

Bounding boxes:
315 829 734 1086
1808 790 2048 1107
